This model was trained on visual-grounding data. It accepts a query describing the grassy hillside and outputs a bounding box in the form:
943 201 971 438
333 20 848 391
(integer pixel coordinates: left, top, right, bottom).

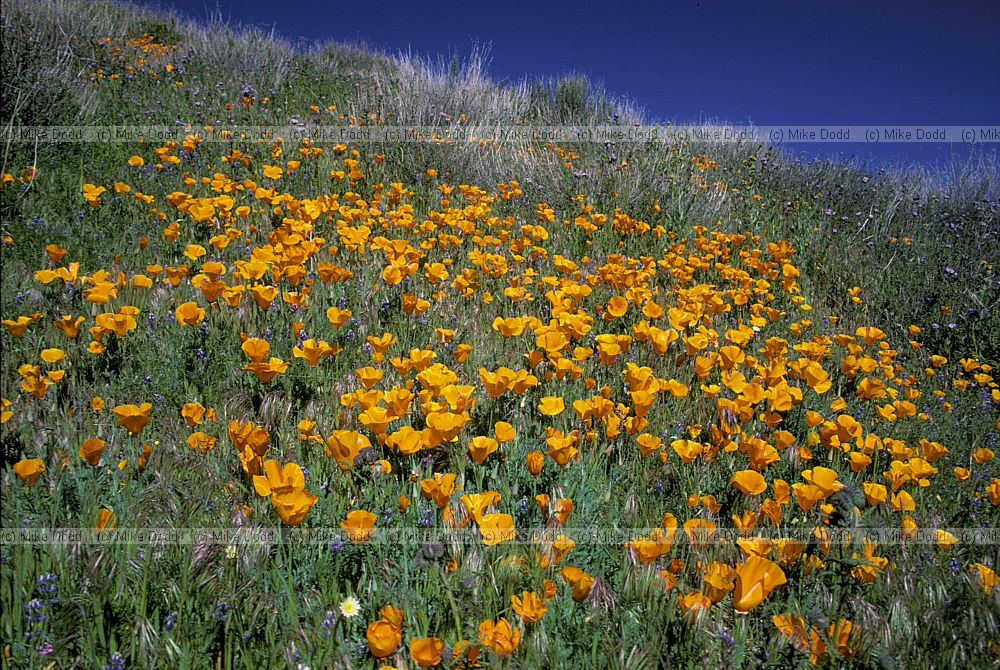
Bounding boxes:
1 1 998 668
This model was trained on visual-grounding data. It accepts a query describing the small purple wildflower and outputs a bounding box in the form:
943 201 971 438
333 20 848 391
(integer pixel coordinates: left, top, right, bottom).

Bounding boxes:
213 601 231 622
103 652 126 670
321 610 336 636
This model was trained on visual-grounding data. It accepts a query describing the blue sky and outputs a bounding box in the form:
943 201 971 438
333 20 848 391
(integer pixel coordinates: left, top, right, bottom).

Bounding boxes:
138 0 999 168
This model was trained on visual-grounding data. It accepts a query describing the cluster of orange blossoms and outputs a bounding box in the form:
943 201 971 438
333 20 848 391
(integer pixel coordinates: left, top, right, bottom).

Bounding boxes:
3 133 999 666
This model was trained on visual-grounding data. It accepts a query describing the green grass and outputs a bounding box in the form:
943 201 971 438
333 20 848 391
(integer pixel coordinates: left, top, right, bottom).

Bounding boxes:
1 1 998 668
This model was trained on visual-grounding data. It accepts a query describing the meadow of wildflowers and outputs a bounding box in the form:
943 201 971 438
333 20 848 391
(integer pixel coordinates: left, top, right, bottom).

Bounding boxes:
1 1 998 668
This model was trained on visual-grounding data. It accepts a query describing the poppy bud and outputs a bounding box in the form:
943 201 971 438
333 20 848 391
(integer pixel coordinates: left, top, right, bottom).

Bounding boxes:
526 450 544 476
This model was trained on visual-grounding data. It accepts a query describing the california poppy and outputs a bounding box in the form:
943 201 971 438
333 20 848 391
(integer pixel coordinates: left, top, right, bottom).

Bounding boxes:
112 403 152 434
409 637 445 667
181 402 206 426
253 460 306 497
479 513 515 546
174 301 205 325
561 565 595 601
460 491 501 522
731 470 767 496
538 396 566 416
478 617 521 655
367 619 402 658
341 510 377 543
733 555 787 612
13 458 45 486
421 473 457 508
468 436 499 464
511 591 547 623
971 563 998 592
79 437 105 465
271 489 317 527
526 450 544 476
96 507 117 533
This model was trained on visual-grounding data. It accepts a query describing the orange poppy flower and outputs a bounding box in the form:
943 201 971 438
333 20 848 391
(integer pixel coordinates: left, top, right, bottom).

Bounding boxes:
492 316 526 337
468 436 499 464
242 357 289 383
627 527 675 564
228 419 270 455
240 337 270 363
367 333 395 362
341 510 377 543
271 489 318 527
181 402 206 426
253 460 306 497
13 458 45 486
293 339 334 366
701 561 736 603
2 316 32 337
174 301 205 325
326 306 352 328
355 366 384 389
526 450 544 476
479 367 513 398
493 421 516 443
971 563 998 593
511 591 547 623
605 295 628 319
671 439 703 464
367 619 402 658
79 437 105 465
460 491 501 522
683 519 718 551
53 315 85 339
325 430 371 471
386 426 426 455
249 285 278 310
545 431 580 466
95 508 117 533
733 555 787 611
538 396 566 416
479 513 515 546
94 312 134 337
112 403 152 434
731 470 768 496
410 637 445 667
478 617 521 655
425 410 466 445
187 431 216 453
359 406 393 435
636 433 662 456
561 566 595 601
421 472 457 508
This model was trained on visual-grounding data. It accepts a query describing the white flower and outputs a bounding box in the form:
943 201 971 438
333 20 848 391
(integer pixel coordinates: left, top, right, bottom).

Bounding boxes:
225 545 237 559
339 595 361 618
